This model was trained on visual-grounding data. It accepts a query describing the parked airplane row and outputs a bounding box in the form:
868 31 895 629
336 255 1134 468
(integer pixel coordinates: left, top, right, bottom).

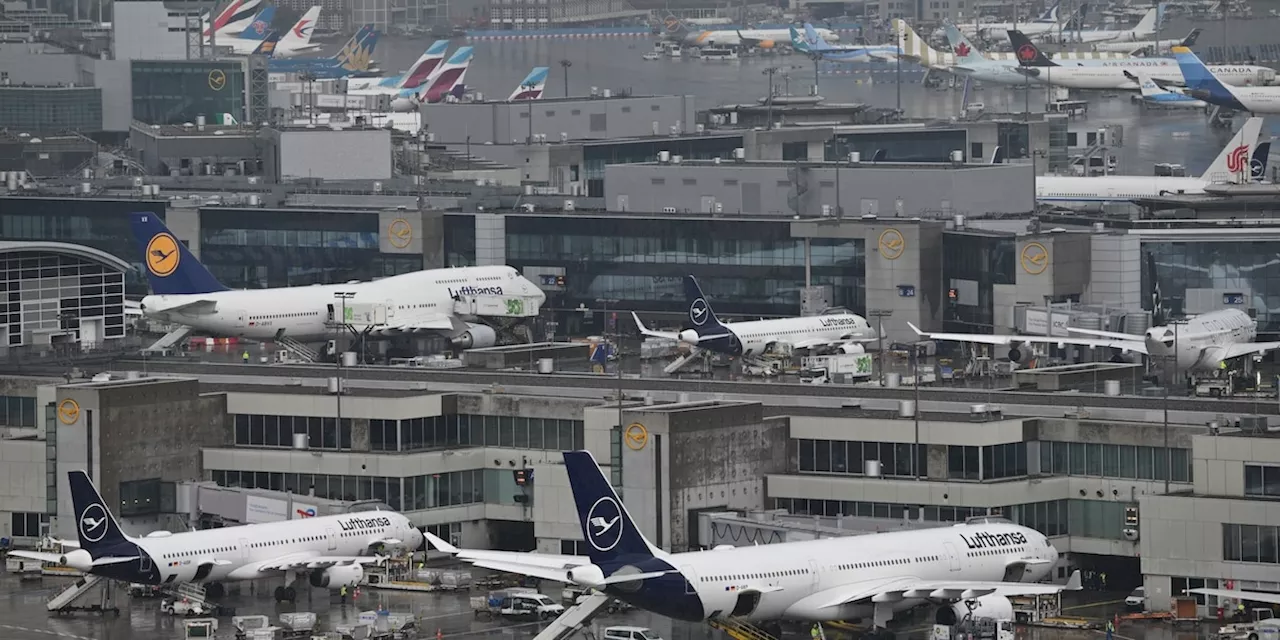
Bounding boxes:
660 15 838 49
948 1 1164 45
345 40 548 111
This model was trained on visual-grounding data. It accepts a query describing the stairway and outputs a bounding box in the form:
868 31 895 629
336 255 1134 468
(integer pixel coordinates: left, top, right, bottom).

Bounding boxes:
277 336 320 362
145 326 193 352
171 582 209 605
46 575 106 611
708 619 779 640
530 592 613 640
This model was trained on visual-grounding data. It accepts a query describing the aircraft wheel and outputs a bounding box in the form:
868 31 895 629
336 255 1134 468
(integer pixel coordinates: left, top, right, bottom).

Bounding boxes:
274 586 286 602
284 587 297 602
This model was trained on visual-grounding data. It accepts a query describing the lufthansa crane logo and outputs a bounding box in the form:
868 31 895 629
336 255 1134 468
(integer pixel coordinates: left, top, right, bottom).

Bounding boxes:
388 219 413 248
878 229 905 260
146 233 181 277
625 423 648 451
689 298 709 326
1020 242 1049 275
79 503 108 543
585 496 624 552
57 399 80 425
208 69 226 91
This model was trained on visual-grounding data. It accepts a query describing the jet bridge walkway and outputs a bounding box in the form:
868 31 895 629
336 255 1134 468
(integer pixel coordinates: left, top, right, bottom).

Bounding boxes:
47 575 120 616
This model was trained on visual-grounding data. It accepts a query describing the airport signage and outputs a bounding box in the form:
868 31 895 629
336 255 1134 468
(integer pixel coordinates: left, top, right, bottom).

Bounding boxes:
959 530 1027 549
339 515 393 531
898 285 916 297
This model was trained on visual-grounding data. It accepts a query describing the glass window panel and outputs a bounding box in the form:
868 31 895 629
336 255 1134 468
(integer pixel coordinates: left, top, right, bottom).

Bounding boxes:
831 440 848 473
527 418 544 449
1242 524 1261 563
1103 444 1119 477
1070 442 1087 475
1086 444 1103 476
799 440 815 472
814 440 831 472
1118 445 1136 479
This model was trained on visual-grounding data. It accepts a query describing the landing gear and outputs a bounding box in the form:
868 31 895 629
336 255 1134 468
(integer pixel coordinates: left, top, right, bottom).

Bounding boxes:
273 586 297 603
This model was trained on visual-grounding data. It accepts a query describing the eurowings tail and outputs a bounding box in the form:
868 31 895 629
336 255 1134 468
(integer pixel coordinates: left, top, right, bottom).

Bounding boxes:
128 212 229 295
276 6 321 52
415 46 473 104
1007 30 1057 66
234 6 275 41
1199 117 1264 183
508 67 549 100
393 40 450 89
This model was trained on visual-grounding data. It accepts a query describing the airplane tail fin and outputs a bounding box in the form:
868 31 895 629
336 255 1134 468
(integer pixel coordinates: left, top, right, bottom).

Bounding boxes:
253 29 282 56
790 26 808 52
331 25 373 62
211 0 263 37
277 6 320 51
508 66 549 100
396 40 451 89
802 22 831 50
335 27 379 72
1132 6 1159 34
660 14 688 41
1147 252 1165 325
69 471 132 555
990 146 1005 164
1181 27 1202 47
563 450 661 564
1036 0 1061 22
1251 140 1272 182
1008 30 1057 66
944 23 986 64
416 46 473 104
892 19 948 67
1130 71 1164 98
1201 116 1262 183
236 5 275 41
204 0 251 36
683 275 727 337
128 212 229 295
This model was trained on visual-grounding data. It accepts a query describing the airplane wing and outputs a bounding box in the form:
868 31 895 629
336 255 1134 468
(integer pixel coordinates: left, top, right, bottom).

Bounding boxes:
908 322 1148 354
158 299 218 315
255 551 388 572
632 312 682 342
806 570 1081 611
1190 588 1280 605
368 315 455 334
1221 341 1280 361
424 532 674 587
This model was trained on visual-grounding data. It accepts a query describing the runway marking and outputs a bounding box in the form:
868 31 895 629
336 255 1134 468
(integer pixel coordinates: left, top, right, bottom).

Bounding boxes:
0 624 95 640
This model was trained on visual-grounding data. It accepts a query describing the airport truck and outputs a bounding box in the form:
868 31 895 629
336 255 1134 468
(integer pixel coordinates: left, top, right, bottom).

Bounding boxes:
471 588 565 620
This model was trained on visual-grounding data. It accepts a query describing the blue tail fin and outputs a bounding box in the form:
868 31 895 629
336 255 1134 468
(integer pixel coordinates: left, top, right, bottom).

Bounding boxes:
1171 46 1228 93
1252 141 1271 181
683 275 726 334
238 6 275 40
129 212 228 295
563 450 657 563
803 23 830 50
254 29 281 55
69 471 131 555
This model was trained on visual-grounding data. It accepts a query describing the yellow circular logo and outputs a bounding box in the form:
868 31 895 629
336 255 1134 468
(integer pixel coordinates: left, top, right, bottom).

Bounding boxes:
388 218 413 249
878 228 905 260
1020 242 1049 275
208 69 226 91
146 233 181 277
624 423 648 451
57 399 80 425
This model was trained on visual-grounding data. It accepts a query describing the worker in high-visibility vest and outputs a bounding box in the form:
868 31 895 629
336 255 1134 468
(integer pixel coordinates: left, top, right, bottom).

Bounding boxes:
340 585 348 604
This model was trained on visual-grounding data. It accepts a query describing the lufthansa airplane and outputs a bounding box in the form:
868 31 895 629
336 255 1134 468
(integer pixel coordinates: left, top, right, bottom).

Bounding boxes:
632 276 879 360
130 212 544 347
427 451 1079 636
9 472 422 602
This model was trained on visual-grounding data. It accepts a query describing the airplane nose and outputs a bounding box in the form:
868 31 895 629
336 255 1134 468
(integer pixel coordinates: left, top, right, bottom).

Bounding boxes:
678 329 700 345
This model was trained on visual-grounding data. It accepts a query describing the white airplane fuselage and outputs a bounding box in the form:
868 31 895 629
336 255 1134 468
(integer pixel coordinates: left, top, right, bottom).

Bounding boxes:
1144 309 1257 371
1036 175 1210 206
683 27 837 48
141 266 542 341
1022 62 1272 91
682 313 877 357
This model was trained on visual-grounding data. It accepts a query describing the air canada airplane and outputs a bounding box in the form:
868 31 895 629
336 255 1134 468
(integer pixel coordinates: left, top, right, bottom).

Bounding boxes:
9 472 422 602
129 212 544 348
426 451 1079 636
632 276 879 360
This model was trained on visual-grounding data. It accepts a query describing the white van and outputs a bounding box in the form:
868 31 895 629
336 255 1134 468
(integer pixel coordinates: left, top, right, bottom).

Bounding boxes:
1125 586 1145 611
604 627 664 640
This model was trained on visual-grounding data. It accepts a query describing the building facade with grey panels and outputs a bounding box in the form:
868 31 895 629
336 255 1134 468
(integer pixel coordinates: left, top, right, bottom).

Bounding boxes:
111 0 200 62
604 160 1036 218
419 94 697 145
0 86 103 134
262 127 393 182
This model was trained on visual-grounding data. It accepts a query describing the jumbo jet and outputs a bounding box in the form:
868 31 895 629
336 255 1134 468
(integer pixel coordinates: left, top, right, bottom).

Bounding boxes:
892 20 1127 73
910 255 1280 374
1131 71 1207 109
129 212 544 348
508 67 549 100
1034 117 1265 206
427 450 1080 634
202 0 263 38
1050 5 1163 44
632 276 879 361
390 46 473 111
223 7 322 58
1171 45 1280 114
1009 31 1275 91
267 25 380 79
346 40 449 93
9 471 422 603
790 24 899 62
661 15 838 50
1090 27 1200 54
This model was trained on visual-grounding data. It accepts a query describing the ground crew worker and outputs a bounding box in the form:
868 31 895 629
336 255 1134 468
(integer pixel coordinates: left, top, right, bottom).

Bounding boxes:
242 350 250 364
811 623 821 640
1238 603 1247 621
340 585 348 604
1100 572 1108 590
1105 619 1114 640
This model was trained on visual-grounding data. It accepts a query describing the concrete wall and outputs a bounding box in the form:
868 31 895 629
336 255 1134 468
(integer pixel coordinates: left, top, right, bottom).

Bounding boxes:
0 44 93 85
93 59 133 132
605 162 1036 216
112 1 194 61
419 95 697 144
276 129 393 182
0 439 45 540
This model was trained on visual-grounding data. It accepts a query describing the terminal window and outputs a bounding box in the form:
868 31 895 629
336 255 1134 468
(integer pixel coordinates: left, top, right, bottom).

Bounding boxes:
0 396 36 427
370 414 584 452
1039 441 1190 483
1244 464 1280 498
9 512 47 537
1223 523 1280 564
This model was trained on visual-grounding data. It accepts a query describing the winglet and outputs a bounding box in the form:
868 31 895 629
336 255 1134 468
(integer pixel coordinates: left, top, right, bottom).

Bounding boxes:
631 311 651 334
907 322 925 336
1064 569 1082 591
423 531 459 554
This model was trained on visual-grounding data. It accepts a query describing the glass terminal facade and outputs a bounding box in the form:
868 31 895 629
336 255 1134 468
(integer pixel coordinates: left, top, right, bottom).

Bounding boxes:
131 60 245 126
941 231 1017 334
0 87 103 133
1147 241 1280 335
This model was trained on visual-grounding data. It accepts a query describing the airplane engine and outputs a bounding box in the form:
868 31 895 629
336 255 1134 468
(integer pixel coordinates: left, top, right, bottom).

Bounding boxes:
1007 344 1034 366
390 97 417 112
567 564 606 587
451 323 497 349
59 549 93 571
758 39 776 48
309 564 364 589
936 595 1014 626
839 343 866 354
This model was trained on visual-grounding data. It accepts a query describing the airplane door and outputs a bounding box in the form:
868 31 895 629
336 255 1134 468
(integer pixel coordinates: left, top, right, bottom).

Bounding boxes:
239 538 249 563
808 559 821 590
680 565 699 595
386 299 395 320
326 528 337 551
943 542 961 571
139 551 152 575
234 310 246 328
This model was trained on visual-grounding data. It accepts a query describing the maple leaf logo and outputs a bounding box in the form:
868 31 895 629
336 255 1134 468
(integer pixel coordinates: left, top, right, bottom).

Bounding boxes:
1017 44 1038 62
953 42 971 56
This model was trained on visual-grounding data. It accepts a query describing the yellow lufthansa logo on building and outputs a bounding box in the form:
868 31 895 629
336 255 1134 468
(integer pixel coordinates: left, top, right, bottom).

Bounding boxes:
1020 242 1049 275
624 423 648 451
57 399 80 425
878 228 905 260
388 219 413 249
208 69 226 91
145 233 181 277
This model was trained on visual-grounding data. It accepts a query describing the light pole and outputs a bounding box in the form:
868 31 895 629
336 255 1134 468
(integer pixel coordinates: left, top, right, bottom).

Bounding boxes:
1162 319 1185 494
912 343 921 481
869 309 893 386
334 291 356 451
559 59 572 98
597 297 622 435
